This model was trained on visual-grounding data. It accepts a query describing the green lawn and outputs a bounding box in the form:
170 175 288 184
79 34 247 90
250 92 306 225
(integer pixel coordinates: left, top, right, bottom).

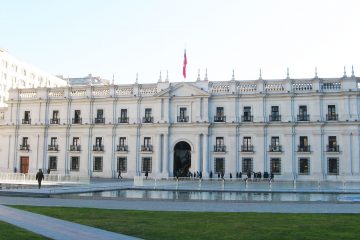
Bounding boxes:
12 206 360 240
0 220 49 240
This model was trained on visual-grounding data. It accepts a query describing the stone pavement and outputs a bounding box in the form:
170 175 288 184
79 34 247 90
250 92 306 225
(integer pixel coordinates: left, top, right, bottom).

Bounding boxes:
0 204 141 240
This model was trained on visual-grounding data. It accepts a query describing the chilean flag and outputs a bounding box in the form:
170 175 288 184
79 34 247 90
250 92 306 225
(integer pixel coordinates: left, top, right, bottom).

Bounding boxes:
183 49 187 79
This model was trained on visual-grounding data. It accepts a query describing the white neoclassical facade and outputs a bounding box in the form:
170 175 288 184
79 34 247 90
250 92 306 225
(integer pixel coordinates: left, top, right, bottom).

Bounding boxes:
0 48 66 107
0 72 359 180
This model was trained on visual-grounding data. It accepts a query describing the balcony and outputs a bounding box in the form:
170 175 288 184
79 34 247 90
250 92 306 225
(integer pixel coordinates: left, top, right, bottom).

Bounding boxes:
269 145 282 152
69 145 81 151
297 145 311 152
94 117 105 124
213 145 226 152
241 115 253 122
19 144 30 151
269 114 281 122
297 114 310 121
177 116 189 122
116 145 128 152
72 118 82 124
326 114 338 121
326 145 339 152
142 116 154 123
241 145 254 152
48 145 59 151
50 118 60 124
93 145 104 151
118 117 129 123
22 118 31 124
141 145 153 152
214 115 226 122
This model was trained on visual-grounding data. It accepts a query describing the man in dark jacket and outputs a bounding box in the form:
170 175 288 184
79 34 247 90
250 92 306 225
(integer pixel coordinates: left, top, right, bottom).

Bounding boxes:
36 169 44 189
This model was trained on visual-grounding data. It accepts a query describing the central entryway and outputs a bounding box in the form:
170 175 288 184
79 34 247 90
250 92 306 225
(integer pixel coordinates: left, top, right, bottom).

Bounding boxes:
173 141 191 177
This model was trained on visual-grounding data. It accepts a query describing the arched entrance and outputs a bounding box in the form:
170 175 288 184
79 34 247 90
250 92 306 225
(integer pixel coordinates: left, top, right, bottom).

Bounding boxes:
173 141 191 177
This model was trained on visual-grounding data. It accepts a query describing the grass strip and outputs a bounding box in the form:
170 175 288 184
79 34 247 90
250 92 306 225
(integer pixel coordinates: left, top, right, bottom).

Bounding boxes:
12 206 360 240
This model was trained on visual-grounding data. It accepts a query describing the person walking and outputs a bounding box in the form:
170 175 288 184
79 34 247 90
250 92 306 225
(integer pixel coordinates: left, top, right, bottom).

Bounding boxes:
118 170 123 179
35 169 44 189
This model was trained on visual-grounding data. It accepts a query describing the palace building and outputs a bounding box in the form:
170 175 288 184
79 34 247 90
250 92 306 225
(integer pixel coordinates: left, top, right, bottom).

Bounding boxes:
0 70 359 180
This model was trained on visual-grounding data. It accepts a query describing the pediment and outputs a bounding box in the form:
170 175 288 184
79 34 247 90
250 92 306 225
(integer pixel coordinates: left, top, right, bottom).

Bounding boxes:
156 82 209 97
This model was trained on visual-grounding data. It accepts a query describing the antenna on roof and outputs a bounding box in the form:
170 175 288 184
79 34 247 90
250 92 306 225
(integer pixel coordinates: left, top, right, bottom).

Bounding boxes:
232 69 235 80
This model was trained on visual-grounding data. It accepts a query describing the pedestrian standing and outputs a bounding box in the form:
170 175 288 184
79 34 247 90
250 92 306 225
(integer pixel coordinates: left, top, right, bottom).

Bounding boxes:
35 169 44 189
118 170 123 179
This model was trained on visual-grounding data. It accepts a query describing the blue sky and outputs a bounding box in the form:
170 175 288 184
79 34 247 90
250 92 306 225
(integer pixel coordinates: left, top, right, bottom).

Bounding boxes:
1 0 359 84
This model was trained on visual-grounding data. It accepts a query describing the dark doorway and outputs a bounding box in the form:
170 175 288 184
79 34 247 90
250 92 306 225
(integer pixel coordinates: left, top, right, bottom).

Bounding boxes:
173 141 191 177
20 156 29 173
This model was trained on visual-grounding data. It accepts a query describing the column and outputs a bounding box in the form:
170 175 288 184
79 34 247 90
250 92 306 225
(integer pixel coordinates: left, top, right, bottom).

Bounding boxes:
156 134 162 175
162 133 169 176
202 133 209 176
196 134 201 172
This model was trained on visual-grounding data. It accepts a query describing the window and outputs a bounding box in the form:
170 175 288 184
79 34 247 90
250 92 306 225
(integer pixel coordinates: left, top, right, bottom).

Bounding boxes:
117 137 127 151
142 137 152 151
143 108 153 123
95 109 105 123
0 111 4 120
298 136 310 152
49 156 57 171
50 137 57 146
119 109 128 123
214 137 225 152
270 137 281 152
23 111 31 124
298 106 309 121
299 158 310 175
214 107 225 122
242 158 253 173
95 137 102 146
51 110 60 124
327 136 338 152
214 158 225 174
328 158 339 175
93 157 103 172
70 137 80 151
270 158 281 174
117 157 127 172
20 137 29 150
142 157 152 172
270 106 280 121
73 110 81 124
70 156 79 171
327 105 337 120
242 136 253 152
242 106 252 121
178 107 188 122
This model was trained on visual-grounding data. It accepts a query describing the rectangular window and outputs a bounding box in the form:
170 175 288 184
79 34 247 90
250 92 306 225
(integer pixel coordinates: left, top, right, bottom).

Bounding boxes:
73 137 80 145
119 137 126 146
53 110 59 119
242 158 253 173
49 156 57 171
144 137 151 146
216 107 224 117
50 137 57 146
242 106 252 121
214 158 225 174
93 157 103 172
117 157 127 172
73 110 81 124
242 136 253 151
142 157 152 173
270 158 281 174
299 136 308 147
216 137 224 146
180 107 187 118
299 105 307 115
97 109 103 118
270 136 281 151
22 137 28 145
70 156 79 171
270 106 280 121
24 111 30 120
327 105 337 120
121 109 127 118
299 158 310 175
95 137 102 146
145 108 152 118
328 158 339 175
327 136 338 152
75 110 81 118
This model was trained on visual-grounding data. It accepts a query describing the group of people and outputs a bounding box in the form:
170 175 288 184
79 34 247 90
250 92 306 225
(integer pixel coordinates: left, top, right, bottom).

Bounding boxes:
208 171 274 181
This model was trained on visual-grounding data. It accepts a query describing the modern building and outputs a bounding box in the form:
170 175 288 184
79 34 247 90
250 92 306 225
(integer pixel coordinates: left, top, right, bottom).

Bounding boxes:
0 48 66 107
0 71 359 180
57 74 110 86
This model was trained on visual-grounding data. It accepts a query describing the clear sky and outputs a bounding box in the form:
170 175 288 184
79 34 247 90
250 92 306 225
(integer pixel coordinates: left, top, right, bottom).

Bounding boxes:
1 0 359 84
